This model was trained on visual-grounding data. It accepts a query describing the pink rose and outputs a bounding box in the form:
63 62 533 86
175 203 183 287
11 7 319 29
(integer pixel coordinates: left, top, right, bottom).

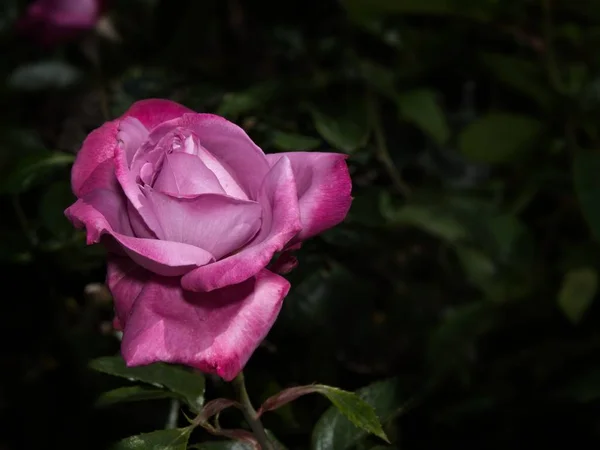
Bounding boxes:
65 99 352 380
18 0 103 45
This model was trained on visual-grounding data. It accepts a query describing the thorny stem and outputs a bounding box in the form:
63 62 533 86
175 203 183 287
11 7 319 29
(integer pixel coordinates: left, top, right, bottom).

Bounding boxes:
232 372 273 450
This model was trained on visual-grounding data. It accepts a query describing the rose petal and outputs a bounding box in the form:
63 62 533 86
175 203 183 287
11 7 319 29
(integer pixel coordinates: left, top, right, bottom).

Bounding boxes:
120 269 290 381
181 156 302 292
124 99 193 131
117 116 149 166
65 190 214 276
106 255 150 329
71 121 119 197
266 152 352 242
153 152 226 197
174 114 270 199
142 189 262 260
114 145 164 237
194 142 248 200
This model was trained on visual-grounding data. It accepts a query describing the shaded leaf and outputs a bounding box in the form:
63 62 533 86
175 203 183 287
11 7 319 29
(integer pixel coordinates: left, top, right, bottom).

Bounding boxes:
111 428 191 450
217 83 279 118
398 89 450 145
8 61 82 91
560 368 600 402
385 204 467 243
557 267 597 324
479 53 552 109
89 356 205 412
0 152 75 194
458 113 543 163
95 386 176 407
39 181 75 240
574 151 600 241
312 378 404 450
309 99 371 153
341 0 492 21
271 131 321 151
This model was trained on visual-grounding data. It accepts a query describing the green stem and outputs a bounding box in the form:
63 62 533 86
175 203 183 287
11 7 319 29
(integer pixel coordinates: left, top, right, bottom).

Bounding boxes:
232 372 273 450
366 92 412 198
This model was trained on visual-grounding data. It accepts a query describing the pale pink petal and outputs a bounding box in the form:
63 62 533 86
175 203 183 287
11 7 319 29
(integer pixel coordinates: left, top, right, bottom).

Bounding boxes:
113 145 164 237
266 152 352 242
65 192 214 277
120 269 290 381
181 156 302 292
153 152 226 197
194 143 247 199
117 117 149 166
142 189 262 260
71 120 119 197
106 255 150 329
174 114 270 199
123 99 193 131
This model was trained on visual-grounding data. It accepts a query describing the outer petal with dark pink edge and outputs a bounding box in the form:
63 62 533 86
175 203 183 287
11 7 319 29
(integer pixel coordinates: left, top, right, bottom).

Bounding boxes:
181 156 302 292
123 99 193 131
120 269 290 381
266 152 352 242
65 189 214 277
175 114 270 199
71 121 119 197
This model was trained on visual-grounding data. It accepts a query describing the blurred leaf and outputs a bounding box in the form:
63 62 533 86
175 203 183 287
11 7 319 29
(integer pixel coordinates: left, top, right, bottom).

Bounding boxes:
0 0 18 34
0 152 75 194
574 151 600 241
309 98 371 153
385 203 467 243
312 378 404 450
217 83 279 118
111 428 191 450
458 113 543 163
398 89 450 145
479 53 553 109
557 267 597 324
8 61 82 91
360 61 397 98
560 368 600 402
271 131 321 151
341 0 492 21
39 181 74 240
89 356 205 412
455 246 496 289
95 386 176 407
428 302 498 383
0 229 33 263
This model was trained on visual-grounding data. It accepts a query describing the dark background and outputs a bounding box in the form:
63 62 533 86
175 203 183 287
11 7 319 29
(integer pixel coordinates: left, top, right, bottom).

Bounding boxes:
2 0 600 448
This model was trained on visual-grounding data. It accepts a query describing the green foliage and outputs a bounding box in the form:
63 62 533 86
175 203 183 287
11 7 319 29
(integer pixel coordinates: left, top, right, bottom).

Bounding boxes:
312 379 404 450
398 89 450 145
557 267 598 324
95 386 178 407
458 113 543 163
111 428 191 450
90 356 205 412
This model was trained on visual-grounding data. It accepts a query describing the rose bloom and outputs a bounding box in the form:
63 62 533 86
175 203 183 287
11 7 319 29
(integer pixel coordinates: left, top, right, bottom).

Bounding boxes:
18 0 103 45
65 99 352 380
